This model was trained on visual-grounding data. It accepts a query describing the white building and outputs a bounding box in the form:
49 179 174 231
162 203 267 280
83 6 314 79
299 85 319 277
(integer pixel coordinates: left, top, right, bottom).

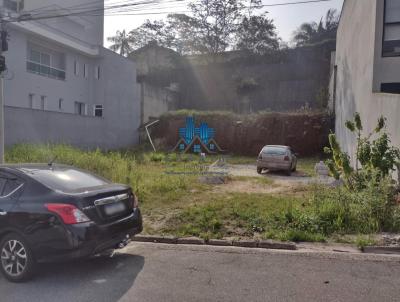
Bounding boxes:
1 0 140 149
333 0 400 161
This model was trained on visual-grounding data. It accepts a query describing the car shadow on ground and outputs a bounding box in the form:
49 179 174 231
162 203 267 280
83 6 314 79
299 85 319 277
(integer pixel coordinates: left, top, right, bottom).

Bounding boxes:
261 170 308 178
0 253 144 302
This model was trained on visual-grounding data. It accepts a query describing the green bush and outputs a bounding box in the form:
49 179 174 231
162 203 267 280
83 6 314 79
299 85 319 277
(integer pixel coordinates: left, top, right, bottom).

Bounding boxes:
309 178 400 235
148 152 165 162
263 177 400 239
324 113 400 190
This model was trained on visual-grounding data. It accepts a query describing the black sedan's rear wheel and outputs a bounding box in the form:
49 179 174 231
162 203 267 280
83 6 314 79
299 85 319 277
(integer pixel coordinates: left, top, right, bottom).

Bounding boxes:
0 233 36 282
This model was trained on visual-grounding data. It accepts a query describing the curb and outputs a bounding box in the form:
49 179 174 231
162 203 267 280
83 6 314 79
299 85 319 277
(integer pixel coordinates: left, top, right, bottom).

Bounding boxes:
132 235 297 251
362 246 400 255
132 235 177 244
177 237 205 245
208 239 232 246
233 240 258 248
258 239 297 250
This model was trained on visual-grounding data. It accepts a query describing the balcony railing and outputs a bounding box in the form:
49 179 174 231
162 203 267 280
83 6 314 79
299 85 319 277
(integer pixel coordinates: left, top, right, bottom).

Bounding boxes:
27 61 66 80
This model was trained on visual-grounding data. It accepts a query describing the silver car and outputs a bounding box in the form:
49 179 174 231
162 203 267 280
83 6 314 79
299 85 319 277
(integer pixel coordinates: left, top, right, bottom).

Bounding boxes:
256 145 297 176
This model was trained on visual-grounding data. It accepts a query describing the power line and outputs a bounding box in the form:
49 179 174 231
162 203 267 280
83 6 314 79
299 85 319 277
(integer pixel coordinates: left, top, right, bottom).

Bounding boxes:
24 0 185 17
26 0 127 14
103 0 335 17
5 0 187 22
3 0 334 23
28 0 334 16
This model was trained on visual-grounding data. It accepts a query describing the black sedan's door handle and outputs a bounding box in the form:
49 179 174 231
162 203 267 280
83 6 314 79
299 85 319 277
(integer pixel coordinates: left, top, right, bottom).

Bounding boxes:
0 210 7 216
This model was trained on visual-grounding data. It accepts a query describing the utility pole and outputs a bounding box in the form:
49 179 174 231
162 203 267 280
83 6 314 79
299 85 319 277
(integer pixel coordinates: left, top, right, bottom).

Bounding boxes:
0 5 9 165
0 18 4 164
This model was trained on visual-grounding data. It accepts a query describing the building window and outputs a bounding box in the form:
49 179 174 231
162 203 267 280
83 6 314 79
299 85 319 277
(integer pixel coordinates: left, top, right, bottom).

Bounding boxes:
4 0 24 12
28 93 34 108
383 0 400 56
381 82 400 93
94 105 103 117
94 66 100 80
27 43 66 80
75 102 87 116
59 98 63 110
83 64 88 78
74 61 79 76
40 96 46 110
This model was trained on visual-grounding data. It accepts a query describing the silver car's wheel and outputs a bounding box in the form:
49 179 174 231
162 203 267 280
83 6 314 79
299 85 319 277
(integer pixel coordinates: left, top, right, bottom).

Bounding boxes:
0 234 35 282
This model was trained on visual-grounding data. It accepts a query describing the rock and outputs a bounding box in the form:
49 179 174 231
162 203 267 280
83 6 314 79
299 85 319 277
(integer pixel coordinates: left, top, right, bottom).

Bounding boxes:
315 161 329 176
198 176 227 185
330 179 344 188
381 234 400 246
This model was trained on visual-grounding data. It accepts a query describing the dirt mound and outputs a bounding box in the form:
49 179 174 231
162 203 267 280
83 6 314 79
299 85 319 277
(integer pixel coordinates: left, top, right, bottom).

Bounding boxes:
151 112 332 156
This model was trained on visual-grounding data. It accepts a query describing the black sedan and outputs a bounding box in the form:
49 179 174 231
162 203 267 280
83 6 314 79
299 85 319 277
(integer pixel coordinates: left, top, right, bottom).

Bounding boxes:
0 164 142 282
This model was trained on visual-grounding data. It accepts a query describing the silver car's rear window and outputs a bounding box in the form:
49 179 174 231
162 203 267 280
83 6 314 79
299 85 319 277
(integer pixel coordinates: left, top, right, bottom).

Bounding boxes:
19 167 110 192
263 147 287 155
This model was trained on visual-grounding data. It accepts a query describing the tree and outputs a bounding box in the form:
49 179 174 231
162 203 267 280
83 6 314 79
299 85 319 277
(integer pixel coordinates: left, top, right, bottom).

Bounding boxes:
129 20 167 50
235 14 279 54
163 14 204 55
188 0 246 54
107 0 281 56
292 9 339 46
107 30 133 56
127 15 202 55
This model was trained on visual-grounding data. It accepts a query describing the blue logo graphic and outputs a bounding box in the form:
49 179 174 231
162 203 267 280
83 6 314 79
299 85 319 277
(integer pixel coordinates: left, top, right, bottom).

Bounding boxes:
173 117 224 153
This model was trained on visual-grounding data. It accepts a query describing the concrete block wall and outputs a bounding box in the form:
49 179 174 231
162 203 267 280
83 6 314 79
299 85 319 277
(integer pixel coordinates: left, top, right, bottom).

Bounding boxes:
5 106 138 150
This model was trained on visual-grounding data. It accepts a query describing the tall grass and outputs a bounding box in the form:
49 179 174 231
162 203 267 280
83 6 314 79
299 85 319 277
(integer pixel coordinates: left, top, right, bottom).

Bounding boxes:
5 144 192 204
161 180 400 241
6 144 399 243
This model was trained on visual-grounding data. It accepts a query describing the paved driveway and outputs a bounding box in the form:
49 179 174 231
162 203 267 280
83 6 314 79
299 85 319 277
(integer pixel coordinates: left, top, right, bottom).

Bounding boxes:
2 243 400 302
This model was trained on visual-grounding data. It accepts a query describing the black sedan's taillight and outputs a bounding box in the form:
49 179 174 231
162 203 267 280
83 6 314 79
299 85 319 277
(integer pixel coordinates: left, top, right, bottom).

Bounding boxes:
45 203 91 224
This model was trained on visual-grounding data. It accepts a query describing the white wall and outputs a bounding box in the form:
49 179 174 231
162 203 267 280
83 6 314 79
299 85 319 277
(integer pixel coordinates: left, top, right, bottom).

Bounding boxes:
5 28 96 114
21 0 104 46
140 82 171 124
3 17 140 149
373 0 400 91
335 0 400 163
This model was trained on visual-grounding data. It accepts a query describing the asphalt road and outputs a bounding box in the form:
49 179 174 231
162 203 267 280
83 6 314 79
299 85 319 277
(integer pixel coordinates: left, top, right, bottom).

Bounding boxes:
2 243 400 302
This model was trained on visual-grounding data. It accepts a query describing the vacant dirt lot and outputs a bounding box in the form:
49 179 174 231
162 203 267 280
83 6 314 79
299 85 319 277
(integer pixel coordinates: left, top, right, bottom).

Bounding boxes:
210 163 333 194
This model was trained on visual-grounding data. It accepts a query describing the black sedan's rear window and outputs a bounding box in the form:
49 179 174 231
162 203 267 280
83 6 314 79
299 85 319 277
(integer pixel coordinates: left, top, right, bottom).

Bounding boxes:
19 167 110 193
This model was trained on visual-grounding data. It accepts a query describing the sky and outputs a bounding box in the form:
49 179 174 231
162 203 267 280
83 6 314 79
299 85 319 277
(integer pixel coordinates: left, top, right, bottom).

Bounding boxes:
104 0 344 46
